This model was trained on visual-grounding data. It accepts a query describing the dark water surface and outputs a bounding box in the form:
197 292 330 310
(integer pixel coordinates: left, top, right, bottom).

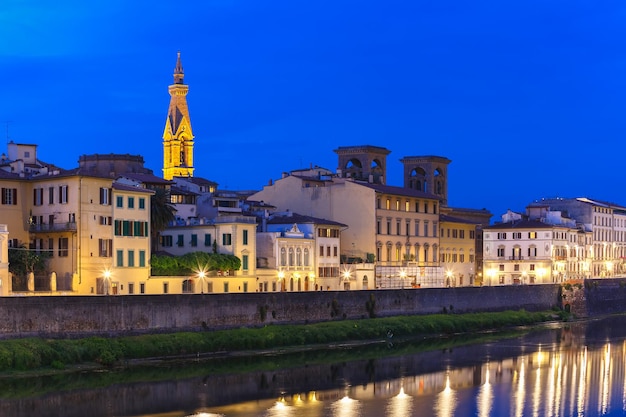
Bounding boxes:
2 315 626 417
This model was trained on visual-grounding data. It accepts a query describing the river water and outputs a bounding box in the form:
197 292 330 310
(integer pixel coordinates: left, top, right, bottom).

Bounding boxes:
2 315 626 417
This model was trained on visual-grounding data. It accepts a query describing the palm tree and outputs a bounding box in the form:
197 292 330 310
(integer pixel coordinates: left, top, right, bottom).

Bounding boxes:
150 187 176 252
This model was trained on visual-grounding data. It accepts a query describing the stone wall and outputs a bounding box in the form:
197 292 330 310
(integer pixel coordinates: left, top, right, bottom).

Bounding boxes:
0 285 562 339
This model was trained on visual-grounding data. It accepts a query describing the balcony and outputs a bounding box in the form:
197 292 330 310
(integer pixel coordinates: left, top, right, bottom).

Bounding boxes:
30 222 77 233
509 255 524 260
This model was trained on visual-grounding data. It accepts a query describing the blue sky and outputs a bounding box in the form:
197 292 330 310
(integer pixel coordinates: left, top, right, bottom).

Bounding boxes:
1 0 626 220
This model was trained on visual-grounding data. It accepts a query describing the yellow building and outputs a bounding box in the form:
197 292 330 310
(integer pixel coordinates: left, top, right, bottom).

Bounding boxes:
162 52 194 180
439 214 478 287
0 224 8 296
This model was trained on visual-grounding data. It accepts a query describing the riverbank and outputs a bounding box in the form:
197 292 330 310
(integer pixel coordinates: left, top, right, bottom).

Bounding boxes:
0 309 564 374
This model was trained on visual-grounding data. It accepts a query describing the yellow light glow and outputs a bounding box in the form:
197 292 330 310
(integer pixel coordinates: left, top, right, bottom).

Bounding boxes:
278 271 285 280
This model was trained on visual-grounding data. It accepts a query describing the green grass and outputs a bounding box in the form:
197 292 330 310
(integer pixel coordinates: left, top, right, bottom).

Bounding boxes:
0 309 560 372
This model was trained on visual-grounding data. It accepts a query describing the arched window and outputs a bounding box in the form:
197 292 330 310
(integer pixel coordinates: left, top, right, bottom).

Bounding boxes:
288 248 294 266
304 248 310 266
362 275 368 290
280 248 286 266
296 248 302 266
182 279 194 293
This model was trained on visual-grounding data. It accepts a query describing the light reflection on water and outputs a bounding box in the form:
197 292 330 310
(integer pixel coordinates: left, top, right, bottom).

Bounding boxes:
8 317 626 417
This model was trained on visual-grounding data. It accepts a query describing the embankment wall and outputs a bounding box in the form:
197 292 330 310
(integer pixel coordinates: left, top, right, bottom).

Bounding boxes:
0 285 562 339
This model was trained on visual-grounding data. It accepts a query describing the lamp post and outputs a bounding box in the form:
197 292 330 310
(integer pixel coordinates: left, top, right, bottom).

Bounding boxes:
399 270 407 289
198 270 206 294
445 270 453 288
103 269 111 295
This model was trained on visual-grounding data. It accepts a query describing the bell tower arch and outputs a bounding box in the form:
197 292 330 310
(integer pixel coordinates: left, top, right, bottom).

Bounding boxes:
400 155 451 205
334 145 391 184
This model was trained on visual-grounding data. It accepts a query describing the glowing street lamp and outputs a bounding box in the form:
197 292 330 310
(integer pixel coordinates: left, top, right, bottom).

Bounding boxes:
198 270 206 294
399 270 407 289
103 269 111 295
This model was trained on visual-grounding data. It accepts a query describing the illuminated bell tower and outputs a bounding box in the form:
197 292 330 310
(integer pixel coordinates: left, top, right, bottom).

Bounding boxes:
163 51 195 180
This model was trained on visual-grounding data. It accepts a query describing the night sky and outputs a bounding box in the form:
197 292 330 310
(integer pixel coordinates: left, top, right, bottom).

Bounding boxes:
2 1 626 221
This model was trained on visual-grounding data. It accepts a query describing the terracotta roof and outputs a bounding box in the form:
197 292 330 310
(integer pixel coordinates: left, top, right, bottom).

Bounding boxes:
484 219 561 230
268 212 347 228
440 214 480 225
112 183 155 194
355 182 441 200
118 172 173 184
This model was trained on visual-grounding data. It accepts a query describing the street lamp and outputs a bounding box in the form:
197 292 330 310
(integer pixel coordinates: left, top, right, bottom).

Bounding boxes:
445 270 453 287
103 269 111 295
198 270 206 294
399 270 407 289
278 270 285 292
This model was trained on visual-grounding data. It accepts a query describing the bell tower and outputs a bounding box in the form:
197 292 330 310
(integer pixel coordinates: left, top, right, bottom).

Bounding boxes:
163 52 195 180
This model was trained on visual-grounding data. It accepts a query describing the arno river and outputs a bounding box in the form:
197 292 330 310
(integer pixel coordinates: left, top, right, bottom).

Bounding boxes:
3 315 626 417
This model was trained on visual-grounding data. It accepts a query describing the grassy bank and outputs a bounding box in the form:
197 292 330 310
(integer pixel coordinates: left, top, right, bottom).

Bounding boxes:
0 309 561 372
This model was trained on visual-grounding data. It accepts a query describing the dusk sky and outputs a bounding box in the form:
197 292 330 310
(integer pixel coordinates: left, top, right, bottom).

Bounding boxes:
2 1 626 221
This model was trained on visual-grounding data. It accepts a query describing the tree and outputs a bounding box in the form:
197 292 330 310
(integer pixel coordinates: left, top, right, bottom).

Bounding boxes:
8 242 50 289
150 187 176 252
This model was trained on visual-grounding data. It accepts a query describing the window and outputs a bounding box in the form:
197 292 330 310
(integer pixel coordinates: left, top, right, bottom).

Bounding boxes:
326 246 331 257
452 254 457 263
513 232 522 239
497 232 507 240
529 231 537 239
98 239 112 257
499 264 505 271
100 188 111 205
281 248 287 266
406 221 411 236
128 283 135 294
386 220 391 234
469 254 475 263
59 185 68 204
415 221 420 236
161 235 173 247
139 198 145 209
424 203 429 213
48 238 54 256
497 247 505 257
376 219 381 234
386 199 390 210
423 221 429 237
140 283 145 294
460 254 465 263
304 248 310 266
190 234 198 247
100 216 112 225
139 250 146 267
333 246 338 257
128 250 135 267
396 220 401 235
204 234 212 246
530 264 535 271
116 250 124 266
116 196 123 208
460 230 465 239
242 255 249 270
470 230 475 239
127 197 135 209
433 222 437 237
177 235 184 247
33 188 44 206
288 248 294 265
377 198 381 209
223 282 229 293
514 264 520 271
1 188 17 205
222 233 232 245
163 283 169 294
243 230 248 245
58 238 69 257
395 200 400 210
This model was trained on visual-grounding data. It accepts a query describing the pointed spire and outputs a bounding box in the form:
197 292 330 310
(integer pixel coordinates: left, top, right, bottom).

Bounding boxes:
173 51 184 84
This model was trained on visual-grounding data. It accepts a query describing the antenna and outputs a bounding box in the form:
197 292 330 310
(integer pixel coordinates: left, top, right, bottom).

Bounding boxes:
4 121 12 142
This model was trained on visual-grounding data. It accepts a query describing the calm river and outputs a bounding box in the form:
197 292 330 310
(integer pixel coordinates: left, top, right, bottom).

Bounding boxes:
2 315 626 417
